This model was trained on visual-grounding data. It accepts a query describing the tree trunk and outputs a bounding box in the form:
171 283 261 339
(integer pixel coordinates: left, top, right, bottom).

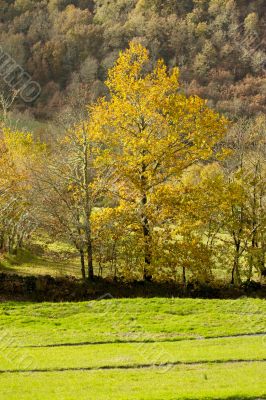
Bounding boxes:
82 127 94 280
0 232 4 251
231 241 241 286
87 233 94 280
80 249 86 280
140 147 153 282
182 266 186 288
248 163 259 282
141 193 152 281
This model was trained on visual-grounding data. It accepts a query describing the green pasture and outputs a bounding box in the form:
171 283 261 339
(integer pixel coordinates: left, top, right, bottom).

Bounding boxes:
0 298 265 399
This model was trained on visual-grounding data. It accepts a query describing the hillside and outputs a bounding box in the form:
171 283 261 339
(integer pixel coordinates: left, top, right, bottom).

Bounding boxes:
0 0 265 119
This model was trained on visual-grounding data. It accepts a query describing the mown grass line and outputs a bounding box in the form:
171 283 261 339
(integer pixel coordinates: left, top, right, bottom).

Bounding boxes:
19 331 266 348
1 363 265 400
1 335 264 372
1 359 266 375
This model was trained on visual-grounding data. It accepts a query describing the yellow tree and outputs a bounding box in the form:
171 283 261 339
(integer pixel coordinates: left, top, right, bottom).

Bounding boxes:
0 126 44 253
32 120 112 280
91 42 228 280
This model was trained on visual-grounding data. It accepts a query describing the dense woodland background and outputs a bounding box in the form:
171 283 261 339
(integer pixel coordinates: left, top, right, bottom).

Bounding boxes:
0 0 265 119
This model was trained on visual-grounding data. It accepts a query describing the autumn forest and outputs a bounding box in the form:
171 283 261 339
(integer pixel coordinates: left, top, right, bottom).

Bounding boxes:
0 0 265 288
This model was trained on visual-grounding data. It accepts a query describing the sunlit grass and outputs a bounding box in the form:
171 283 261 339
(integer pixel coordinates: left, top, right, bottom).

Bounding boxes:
0 298 265 399
0 336 265 372
1 298 265 346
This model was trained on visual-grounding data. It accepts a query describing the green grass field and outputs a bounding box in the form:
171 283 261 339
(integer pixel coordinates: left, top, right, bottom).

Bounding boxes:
0 241 81 278
0 298 265 399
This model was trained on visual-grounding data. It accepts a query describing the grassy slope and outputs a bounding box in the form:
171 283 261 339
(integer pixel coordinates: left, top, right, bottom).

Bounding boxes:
1 298 265 346
0 242 81 278
0 298 265 399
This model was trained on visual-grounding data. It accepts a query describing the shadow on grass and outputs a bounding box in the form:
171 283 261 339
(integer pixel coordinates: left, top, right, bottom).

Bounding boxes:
0 248 80 277
184 397 266 400
21 331 266 348
201 397 266 400
0 359 265 374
